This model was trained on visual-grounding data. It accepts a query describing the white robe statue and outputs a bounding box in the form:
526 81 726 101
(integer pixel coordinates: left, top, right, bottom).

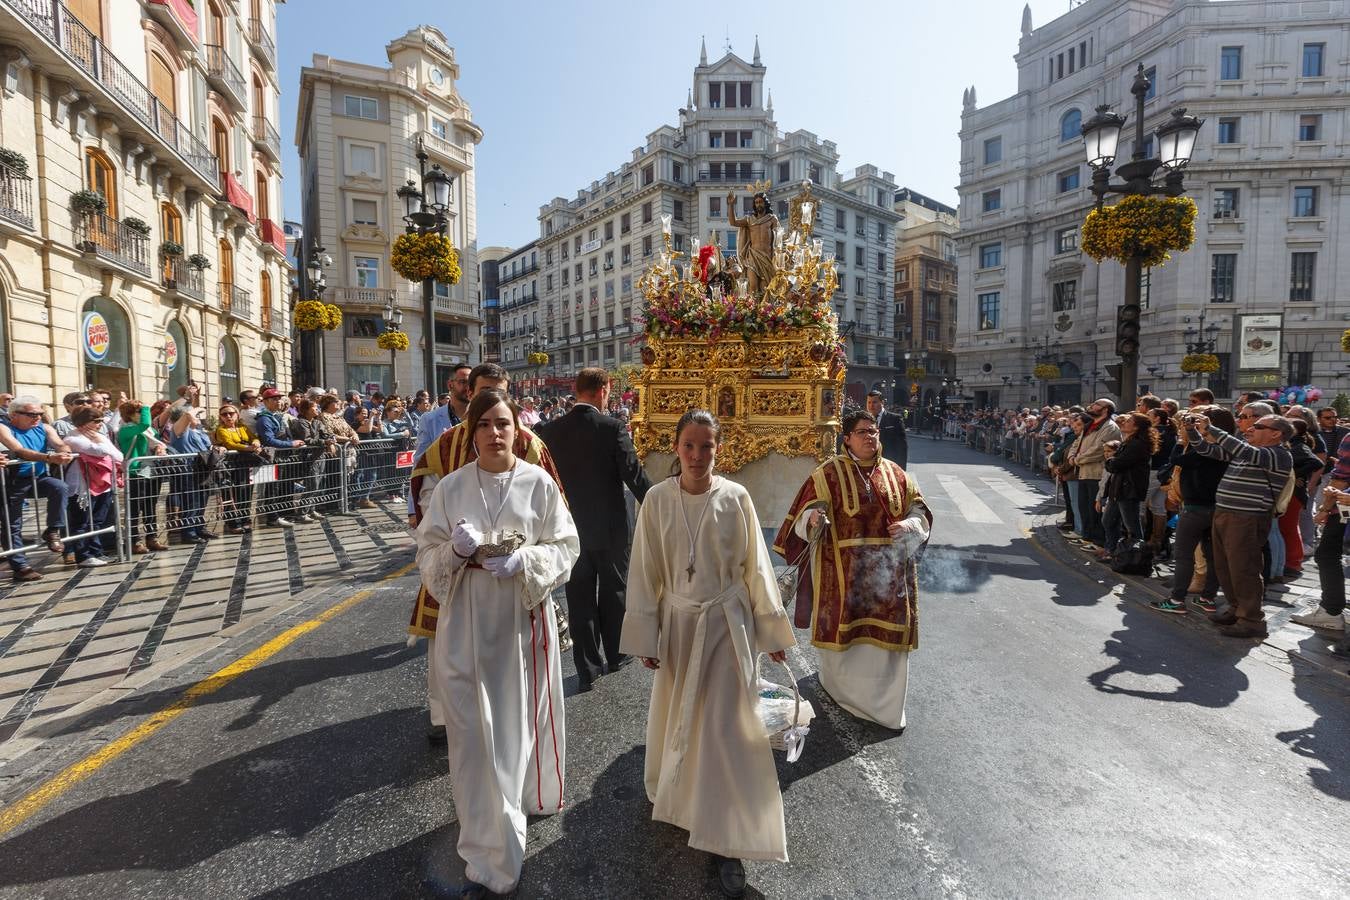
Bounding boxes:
620 477 797 862
416 460 579 894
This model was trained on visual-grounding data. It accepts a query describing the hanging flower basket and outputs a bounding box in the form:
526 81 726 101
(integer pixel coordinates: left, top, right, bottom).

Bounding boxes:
376 330 410 351
1081 195 1197 269
1180 352 1220 374
527 351 549 366
1033 363 1062 380
187 253 211 270
160 240 184 257
905 366 925 380
392 232 462 283
1341 329 1350 354
295 300 341 331
121 216 151 237
0 148 29 177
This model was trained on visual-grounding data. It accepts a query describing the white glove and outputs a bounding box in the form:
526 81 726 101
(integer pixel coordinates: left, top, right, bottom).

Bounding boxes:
451 521 483 558
481 551 523 578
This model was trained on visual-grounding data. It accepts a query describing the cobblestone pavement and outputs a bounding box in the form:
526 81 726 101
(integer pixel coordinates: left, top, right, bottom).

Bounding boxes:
0 499 414 756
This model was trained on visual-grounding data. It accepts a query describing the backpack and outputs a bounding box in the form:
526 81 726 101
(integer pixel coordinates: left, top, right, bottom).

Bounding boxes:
1110 540 1155 576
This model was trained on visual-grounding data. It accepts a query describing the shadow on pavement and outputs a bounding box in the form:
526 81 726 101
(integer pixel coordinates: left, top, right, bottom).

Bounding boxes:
517 747 768 900
1087 595 1253 708
0 707 438 890
1275 652 1350 802
777 671 895 790
33 642 422 741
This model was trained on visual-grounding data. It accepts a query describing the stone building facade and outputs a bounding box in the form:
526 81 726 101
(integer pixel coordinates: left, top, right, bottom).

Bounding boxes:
296 26 482 396
893 188 959 411
525 41 900 403
0 0 290 405
955 0 1350 410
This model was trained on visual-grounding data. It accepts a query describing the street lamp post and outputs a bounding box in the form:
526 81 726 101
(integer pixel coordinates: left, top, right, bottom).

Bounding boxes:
1182 310 1221 387
397 138 454 396
1081 64 1203 406
295 240 330 389
382 296 404 397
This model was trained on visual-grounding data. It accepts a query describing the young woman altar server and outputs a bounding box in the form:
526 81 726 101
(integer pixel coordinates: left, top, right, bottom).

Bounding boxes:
620 409 797 899
415 389 579 898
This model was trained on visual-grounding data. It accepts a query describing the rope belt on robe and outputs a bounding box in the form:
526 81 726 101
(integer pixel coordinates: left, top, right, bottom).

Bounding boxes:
659 581 758 787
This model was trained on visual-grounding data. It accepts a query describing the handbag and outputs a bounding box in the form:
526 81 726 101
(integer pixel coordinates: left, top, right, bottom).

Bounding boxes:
233 447 276 468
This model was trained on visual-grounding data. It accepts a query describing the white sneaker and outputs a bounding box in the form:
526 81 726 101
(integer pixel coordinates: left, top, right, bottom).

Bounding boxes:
1290 607 1347 631
77 556 108 568
272 517 295 528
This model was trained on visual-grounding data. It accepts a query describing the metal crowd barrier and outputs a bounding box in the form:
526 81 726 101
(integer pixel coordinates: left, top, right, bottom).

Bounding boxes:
121 437 415 553
1 457 124 565
960 425 1058 476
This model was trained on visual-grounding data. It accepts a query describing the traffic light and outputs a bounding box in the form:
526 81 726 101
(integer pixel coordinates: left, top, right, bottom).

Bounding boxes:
1103 364 1123 397
1116 303 1141 357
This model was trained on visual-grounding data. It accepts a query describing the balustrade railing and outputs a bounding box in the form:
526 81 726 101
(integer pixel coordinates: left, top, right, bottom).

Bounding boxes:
0 161 33 229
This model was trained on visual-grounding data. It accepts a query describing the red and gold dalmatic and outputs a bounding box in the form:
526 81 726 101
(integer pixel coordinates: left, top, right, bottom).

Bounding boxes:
407 422 563 637
773 454 929 652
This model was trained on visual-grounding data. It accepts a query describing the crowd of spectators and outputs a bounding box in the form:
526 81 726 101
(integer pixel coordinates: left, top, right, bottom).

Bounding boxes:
951 391 1350 639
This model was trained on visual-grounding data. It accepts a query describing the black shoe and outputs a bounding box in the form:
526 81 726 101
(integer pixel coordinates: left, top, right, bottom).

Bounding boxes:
1219 621 1268 640
574 679 593 695
427 725 447 744
607 654 633 674
712 855 746 899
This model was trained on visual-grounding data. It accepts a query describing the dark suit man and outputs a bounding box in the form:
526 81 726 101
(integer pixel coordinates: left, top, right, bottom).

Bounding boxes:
866 390 908 469
538 367 652 691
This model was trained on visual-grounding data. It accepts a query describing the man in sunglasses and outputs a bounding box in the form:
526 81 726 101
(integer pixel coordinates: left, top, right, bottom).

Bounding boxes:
1188 408 1293 639
0 398 70 581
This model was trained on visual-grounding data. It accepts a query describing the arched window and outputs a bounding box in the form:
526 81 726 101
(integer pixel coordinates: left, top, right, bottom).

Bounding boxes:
261 349 277 389
218 238 234 309
164 318 191 396
260 270 273 332
1060 108 1082 143
160 203 183 280
148 50 176 118
81 296 132 395
212 118 230 178
218 335 240 403
85 148 117 218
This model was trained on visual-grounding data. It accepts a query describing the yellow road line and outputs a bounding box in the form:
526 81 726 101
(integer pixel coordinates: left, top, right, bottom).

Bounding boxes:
0 560 418 838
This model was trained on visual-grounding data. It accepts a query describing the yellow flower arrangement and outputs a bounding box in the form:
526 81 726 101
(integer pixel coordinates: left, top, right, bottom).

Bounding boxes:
527 351 550 366
1341 329 1350 354
1033 363 1062 380
294 300 328 331
1081 195 1197 269
392 233 462 283
905 366 925 380
323 304 342 330
1180 352 1220 374
377 330 410 351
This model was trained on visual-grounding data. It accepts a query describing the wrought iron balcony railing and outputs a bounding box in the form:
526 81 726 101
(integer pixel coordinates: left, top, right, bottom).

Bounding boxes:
161 254 205 302
0 160 34 230
77 213 150 276
204 43 247 109
246 18 276 69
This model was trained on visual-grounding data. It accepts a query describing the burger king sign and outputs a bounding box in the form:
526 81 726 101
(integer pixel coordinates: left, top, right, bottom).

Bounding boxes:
83 311 110 363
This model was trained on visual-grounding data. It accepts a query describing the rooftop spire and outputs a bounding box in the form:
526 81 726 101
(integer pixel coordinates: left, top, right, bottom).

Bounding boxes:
699 35 707 66
753 35 761 65
1021 3 1033 38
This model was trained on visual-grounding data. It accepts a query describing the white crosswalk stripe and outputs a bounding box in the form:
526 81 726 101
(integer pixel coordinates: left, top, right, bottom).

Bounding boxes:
979 476 1046 509
934 475 1002 524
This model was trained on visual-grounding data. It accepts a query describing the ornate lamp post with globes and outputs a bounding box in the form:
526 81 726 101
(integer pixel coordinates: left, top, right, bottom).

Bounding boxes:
1080 64 1203 405
396 138 454 395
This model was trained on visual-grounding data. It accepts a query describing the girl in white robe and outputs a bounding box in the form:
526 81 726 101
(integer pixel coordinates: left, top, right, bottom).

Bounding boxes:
416 391 579 897
620 409 796 894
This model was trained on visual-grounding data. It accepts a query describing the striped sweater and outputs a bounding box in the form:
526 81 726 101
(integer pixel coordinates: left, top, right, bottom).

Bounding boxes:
1192 427 1292 515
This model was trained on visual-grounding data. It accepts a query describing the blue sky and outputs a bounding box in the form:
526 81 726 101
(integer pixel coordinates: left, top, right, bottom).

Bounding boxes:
278 0 1070 249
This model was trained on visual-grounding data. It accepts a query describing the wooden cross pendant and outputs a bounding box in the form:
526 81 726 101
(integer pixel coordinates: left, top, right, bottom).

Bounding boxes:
686 562 696 582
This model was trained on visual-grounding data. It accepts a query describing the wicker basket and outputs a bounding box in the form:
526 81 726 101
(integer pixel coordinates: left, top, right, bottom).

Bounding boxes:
757 656 814 761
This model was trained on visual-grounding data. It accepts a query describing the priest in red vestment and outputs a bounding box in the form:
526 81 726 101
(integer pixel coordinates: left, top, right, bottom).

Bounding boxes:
773 408 932 729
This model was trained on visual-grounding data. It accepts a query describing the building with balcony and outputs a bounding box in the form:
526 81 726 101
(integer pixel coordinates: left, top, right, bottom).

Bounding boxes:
0 0 291 402
477 245 508 364
955 0 1350 410
532 40 900 402
893 188 959 410
295 26 482 395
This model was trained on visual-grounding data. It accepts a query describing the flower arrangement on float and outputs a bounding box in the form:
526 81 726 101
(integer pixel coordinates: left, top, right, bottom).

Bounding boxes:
392 232 461 283
295 300 342 331
1180 352 1220 374
1081 195 1197 268
376 330 410 351
527 351 549 366
1033 363 1062 380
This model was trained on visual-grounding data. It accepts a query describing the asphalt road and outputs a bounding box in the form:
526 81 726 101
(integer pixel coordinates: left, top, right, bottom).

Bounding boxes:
0 439 1345 899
